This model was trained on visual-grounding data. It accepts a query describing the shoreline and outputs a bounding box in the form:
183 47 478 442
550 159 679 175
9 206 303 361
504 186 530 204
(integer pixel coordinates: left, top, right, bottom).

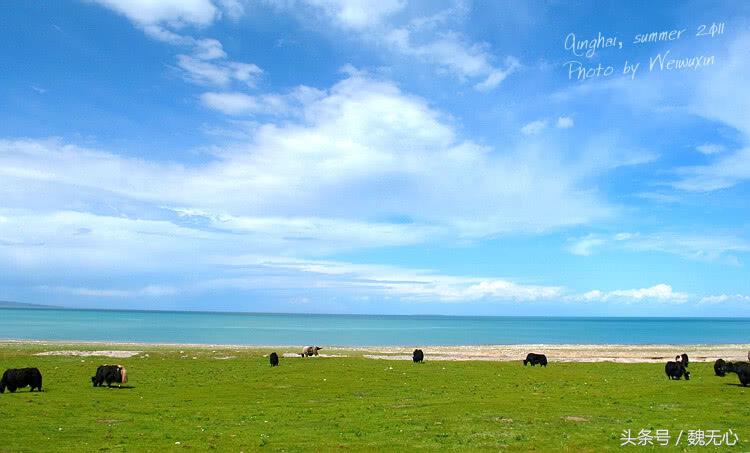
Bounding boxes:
3 339 749 363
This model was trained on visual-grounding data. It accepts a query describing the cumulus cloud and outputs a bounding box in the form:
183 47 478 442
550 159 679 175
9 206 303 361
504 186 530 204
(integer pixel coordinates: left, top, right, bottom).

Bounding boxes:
577 284 689 303
0 72 625 305
556 116 574 129
0 75 610 237
520 120 547 136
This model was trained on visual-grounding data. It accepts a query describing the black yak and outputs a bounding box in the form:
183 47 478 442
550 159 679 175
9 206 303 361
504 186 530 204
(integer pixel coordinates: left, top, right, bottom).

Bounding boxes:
301 346 322 357
413 349 424 363
665 361 690 380
714 358 727 377
91 365 128 387
1 368 42 393
524 353 547 367
723 361 750 386
269 352 279 367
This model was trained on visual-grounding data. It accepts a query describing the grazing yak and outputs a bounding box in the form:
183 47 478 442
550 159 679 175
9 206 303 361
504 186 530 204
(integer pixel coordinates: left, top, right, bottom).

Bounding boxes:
413 349 424 363
91 365 128 388
301 346 322 357
665 361 690 380
269 352 279 367
524 353 548 367
714 358 727 377
723 362 750 386
1 368 43 393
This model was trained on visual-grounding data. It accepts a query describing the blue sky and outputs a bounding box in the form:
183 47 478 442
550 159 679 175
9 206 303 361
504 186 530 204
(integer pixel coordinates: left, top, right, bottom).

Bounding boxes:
1 1 749 316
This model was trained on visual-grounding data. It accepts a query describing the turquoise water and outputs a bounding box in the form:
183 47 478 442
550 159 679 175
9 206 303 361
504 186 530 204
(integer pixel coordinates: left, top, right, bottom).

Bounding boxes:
1 308 749 346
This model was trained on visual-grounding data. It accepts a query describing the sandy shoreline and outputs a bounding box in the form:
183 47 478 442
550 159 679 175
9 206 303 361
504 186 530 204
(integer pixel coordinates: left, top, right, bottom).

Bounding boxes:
3 339 749 363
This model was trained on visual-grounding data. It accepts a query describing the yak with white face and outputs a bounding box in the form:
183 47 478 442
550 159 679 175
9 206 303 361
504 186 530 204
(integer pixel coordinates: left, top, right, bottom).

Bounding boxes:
301 346 322 357
91 365 128 387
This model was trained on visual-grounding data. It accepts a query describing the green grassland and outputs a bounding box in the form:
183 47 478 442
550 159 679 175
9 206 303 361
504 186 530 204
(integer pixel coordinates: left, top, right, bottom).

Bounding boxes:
0 344 747 451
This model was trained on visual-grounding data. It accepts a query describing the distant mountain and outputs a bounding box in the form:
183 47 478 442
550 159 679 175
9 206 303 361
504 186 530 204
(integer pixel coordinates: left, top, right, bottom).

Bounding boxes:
0 301 58 309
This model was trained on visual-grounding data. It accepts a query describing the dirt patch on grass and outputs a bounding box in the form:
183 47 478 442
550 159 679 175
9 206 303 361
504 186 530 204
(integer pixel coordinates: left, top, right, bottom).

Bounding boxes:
355 344 750 363
563 416 589 422
35 350 141 358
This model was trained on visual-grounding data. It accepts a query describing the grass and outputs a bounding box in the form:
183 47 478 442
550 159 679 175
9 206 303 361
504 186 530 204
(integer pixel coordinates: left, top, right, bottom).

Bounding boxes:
0 344 748 451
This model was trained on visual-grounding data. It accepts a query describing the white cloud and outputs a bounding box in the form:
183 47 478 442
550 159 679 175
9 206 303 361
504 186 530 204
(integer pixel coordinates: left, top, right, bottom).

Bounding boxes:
673 32 750 191
385 29 520 90
1 75 611 236
0 73 624 303
92 0 261 91
200 86 325 115
699 294 750 304
28 255 563 303
201 92 259 114
473 58 521 91
92 0 220 27
0 207 730 307
567 231 750 264
217 0 244 20
695 143 725 155
634 192 680 204
227 258 564 302
578 284 689 303
296 1 518 90
520 120 547 136
141 25 194 44
674 147 750 192
177 55 262 87
556 116 574 129
193 38 227 60
40 285 180 298
303 0 405 30
567 234 606 256
552 31 750 194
